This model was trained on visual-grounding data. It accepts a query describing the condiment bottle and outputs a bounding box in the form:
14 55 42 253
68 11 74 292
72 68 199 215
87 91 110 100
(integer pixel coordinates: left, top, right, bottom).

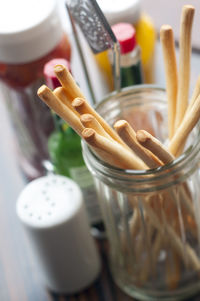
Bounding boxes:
0 0 71 181
96 0 156 85
43 58 104 236
111 23 143 88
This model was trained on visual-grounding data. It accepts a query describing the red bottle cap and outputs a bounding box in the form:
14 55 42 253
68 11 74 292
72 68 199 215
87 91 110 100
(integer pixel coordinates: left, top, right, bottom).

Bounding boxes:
111 23 137 54
44 58 71 89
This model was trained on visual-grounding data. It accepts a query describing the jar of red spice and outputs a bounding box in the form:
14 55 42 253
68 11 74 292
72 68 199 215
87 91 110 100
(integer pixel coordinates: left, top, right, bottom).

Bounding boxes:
0 0 71 180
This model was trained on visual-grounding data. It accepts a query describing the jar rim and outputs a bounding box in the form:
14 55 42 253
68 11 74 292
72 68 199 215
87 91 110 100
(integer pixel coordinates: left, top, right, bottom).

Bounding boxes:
82 138 196 176
82 85 200 188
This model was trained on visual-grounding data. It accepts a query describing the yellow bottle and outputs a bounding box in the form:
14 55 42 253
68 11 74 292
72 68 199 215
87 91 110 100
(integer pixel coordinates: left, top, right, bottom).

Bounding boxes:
96 0 156 87
135 12 156 83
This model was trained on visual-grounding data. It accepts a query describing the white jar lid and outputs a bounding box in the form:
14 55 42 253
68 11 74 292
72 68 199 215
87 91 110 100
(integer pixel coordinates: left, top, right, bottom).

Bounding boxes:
0 0 63 63
98 0 141 25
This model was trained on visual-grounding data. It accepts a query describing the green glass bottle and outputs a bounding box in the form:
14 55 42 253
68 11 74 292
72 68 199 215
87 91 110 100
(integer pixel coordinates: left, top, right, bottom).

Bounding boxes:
48 124 84 177
110 22 144 88
44 59 104 234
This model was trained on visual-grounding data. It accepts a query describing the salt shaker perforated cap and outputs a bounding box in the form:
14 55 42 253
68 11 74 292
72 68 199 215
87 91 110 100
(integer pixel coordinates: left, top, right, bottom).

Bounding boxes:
16 174 100 294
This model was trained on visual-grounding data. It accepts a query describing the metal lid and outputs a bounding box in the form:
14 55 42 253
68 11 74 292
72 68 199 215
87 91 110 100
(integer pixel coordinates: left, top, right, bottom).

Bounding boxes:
0 0 63 63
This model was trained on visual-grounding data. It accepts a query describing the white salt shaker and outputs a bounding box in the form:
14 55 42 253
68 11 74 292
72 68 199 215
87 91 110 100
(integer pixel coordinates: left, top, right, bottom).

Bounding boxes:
16 174 101 294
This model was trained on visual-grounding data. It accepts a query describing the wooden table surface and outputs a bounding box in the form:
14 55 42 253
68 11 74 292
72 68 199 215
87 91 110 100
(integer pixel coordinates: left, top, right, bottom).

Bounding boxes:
1 1 200 300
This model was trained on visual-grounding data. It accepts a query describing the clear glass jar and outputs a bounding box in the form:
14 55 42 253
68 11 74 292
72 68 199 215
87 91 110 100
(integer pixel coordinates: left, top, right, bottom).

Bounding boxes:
82 85 200 300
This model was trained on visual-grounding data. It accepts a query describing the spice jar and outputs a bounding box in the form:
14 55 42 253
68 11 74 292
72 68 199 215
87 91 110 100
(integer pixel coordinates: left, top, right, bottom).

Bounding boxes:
82 85 200 300
0 0 71 180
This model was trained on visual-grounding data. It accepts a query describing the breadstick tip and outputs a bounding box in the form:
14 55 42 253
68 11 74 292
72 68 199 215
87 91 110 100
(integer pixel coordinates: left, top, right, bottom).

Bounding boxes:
136 130 150 143
181 5 195 21
72 97 85 107
160 25 173 42
183 4 195 12
160 24 172 32
54 64 66 73
37 84 51 101
114 119 128 134
114 120 127 128
53 86 62 94
80 114 94 123
82 128 96 145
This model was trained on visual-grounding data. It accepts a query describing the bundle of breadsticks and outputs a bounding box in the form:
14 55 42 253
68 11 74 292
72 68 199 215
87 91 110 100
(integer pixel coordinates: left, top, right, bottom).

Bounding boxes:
38 4 200 289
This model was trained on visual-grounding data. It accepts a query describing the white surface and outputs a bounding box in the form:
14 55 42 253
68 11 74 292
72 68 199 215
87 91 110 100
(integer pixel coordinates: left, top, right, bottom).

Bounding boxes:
97 0 141 25
0 0 63 63
16 175 82 228
0 0 55 33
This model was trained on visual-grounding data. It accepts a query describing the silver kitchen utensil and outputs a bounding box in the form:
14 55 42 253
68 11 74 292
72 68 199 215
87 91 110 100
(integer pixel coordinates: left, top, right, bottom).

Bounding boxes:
66 0 121 104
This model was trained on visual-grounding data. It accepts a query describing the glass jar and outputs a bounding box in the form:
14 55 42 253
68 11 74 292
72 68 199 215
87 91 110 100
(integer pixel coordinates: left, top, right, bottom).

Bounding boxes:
0 0 71 181
82 85 200 300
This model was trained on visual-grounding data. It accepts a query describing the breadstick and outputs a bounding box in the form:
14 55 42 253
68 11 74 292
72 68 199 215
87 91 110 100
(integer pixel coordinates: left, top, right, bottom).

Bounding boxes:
37 85 84 135
53 87 80 117
143 201 200 271
185 75 200 116
54 64 86 101
169 93 200 157
73 97 128 148
82 128 147 170
160 25 178 139
80 114 112 140
175 5 195 130
136 130 174 164
136 129 194 217
177 76 200 155
114 120 163 169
